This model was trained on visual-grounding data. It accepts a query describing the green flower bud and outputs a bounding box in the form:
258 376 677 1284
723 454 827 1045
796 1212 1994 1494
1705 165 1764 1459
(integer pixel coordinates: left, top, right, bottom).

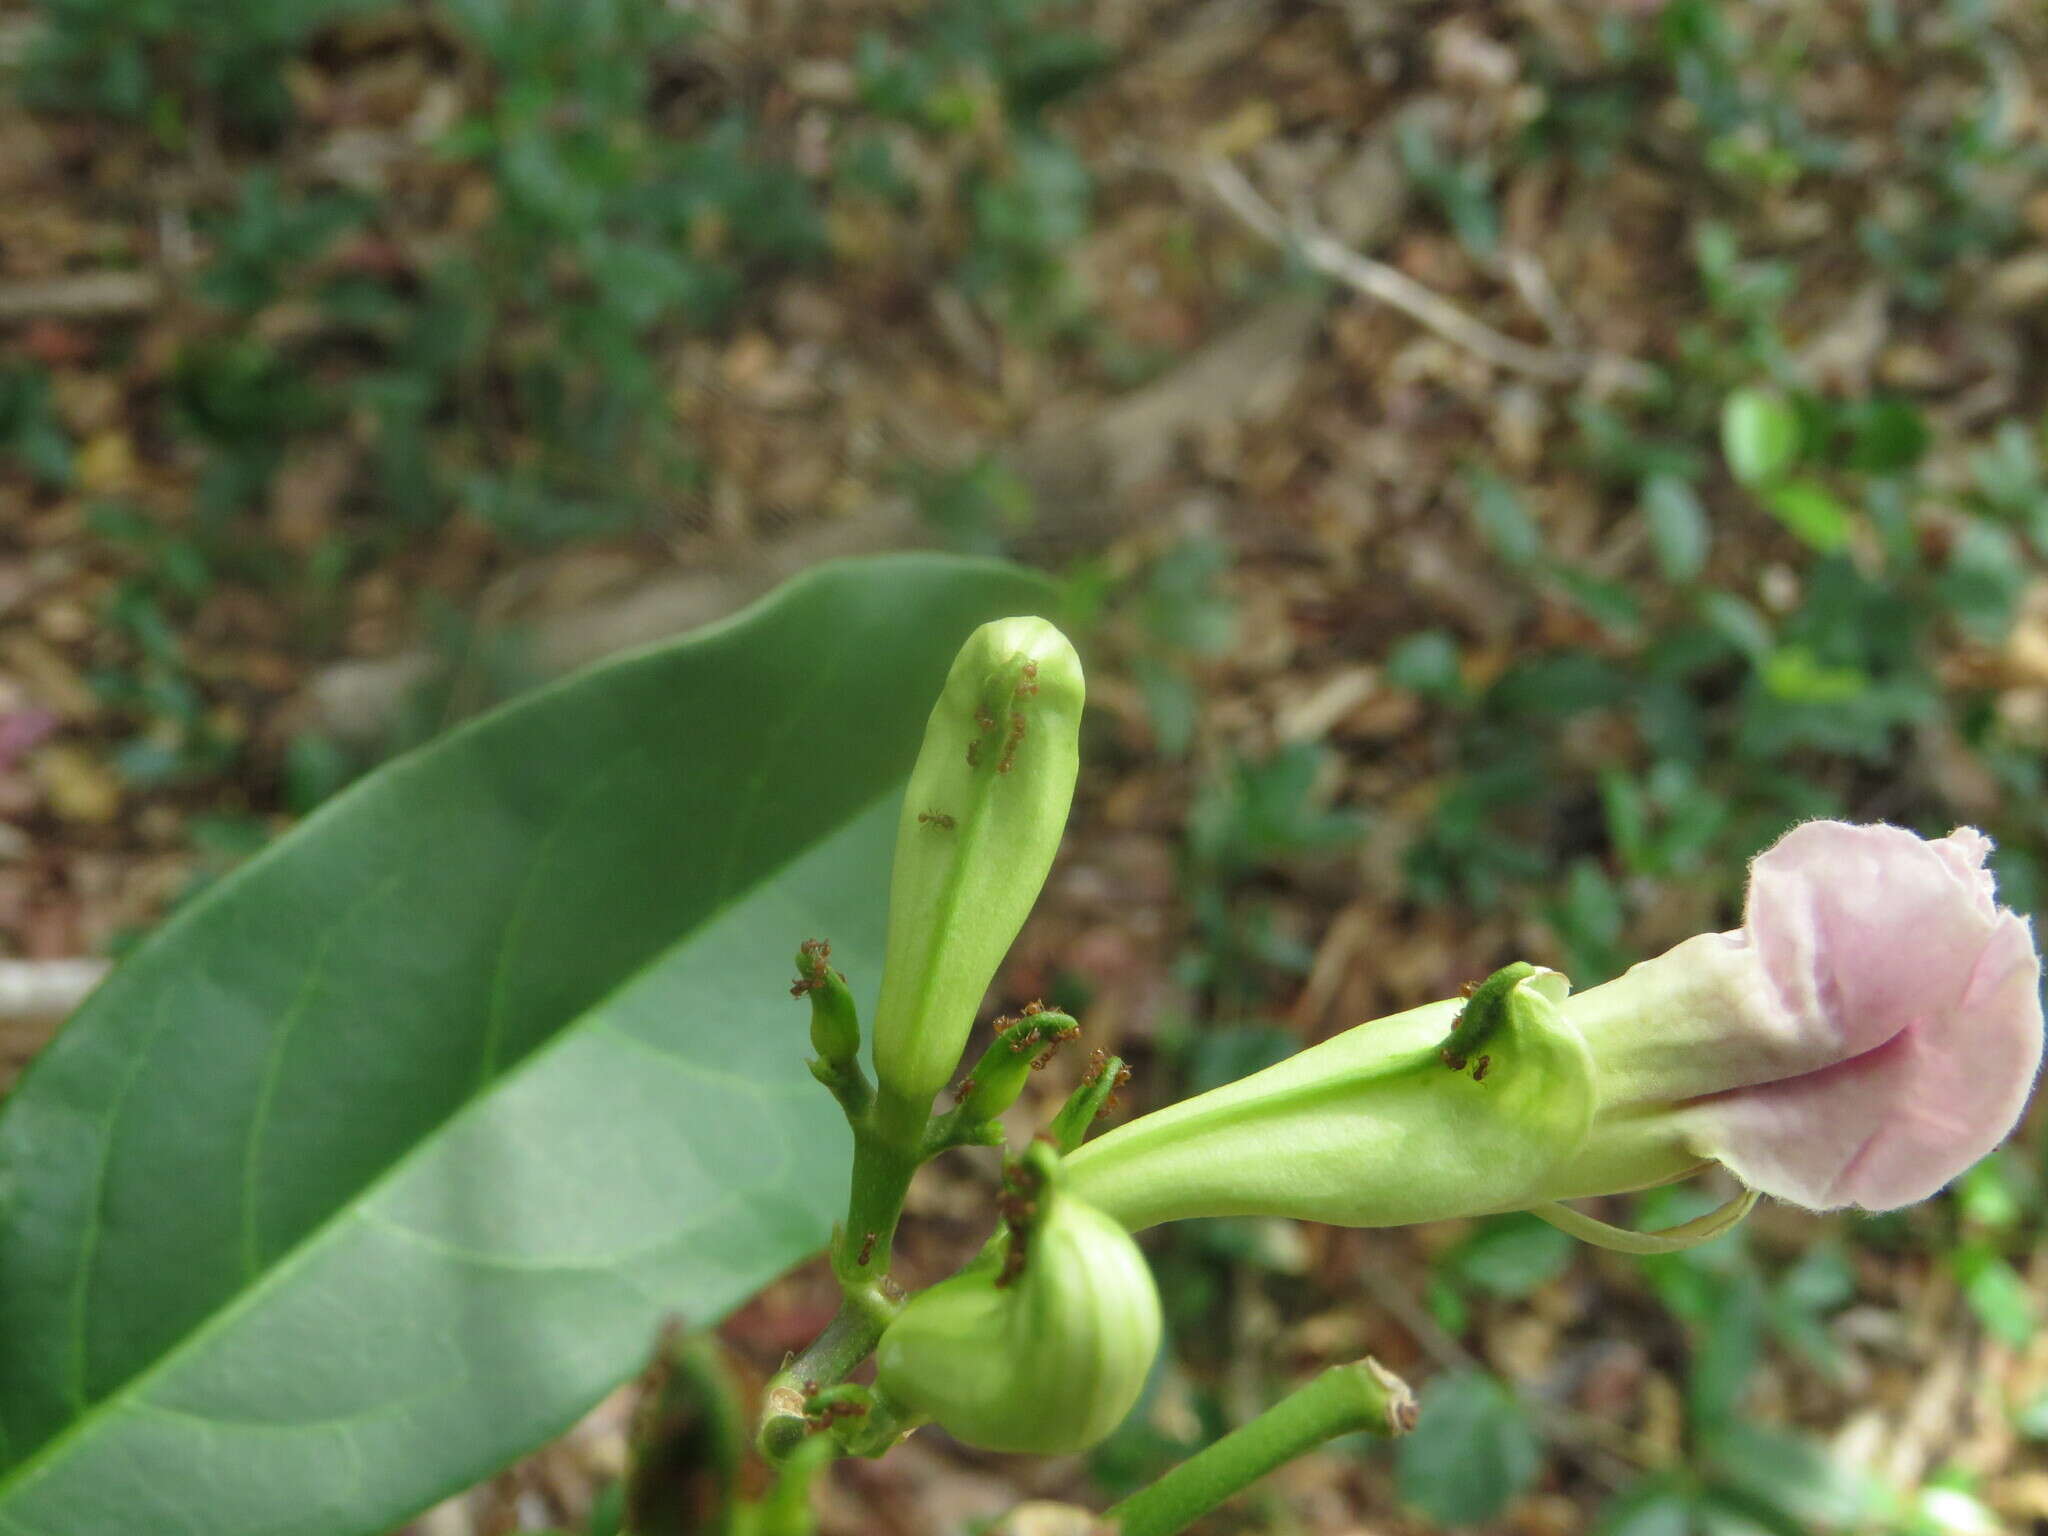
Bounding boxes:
1062 966 1596 1230
953 1007 1079 1125
872 619 1084 1108
875 1149 1161 1455
793 940 860 1071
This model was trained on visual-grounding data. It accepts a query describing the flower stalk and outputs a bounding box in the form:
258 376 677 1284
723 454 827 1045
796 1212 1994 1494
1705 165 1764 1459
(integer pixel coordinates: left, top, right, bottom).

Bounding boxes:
1105 1358 1418 1536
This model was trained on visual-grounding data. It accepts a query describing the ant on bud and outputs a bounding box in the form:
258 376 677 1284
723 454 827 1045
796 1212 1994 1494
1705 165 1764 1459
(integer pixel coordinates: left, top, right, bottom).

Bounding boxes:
997 711 1027 774
917 809 956 830
994 1152 1049 1288
1104 1063 1132 1112
790 938 832 997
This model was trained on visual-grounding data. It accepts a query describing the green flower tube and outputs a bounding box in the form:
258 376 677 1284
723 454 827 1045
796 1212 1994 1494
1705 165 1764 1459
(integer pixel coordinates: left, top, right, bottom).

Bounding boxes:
875 1150 1161 1455
870 618 1084 1111
1063 966 1597 1230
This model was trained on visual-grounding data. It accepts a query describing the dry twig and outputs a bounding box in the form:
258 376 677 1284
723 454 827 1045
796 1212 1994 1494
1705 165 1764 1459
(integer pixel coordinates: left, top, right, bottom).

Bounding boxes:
1203 158 1654 391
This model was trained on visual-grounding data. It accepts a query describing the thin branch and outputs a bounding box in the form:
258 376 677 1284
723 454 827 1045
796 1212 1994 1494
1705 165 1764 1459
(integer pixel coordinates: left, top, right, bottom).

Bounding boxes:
1203 158 1654 390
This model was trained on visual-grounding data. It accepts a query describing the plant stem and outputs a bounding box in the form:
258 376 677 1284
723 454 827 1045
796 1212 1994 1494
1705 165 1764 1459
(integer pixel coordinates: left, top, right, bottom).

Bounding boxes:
760 1085 935 1462
833 1084 927 1289
756 1298 899 1460
1105 1358 1418 1536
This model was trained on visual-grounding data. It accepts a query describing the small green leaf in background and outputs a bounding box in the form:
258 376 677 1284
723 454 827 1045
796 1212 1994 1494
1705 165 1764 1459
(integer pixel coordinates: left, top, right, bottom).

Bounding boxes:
1643 474 1712 581
1140 536 1238 655
1951 1240 2037 1347
1721 386 1802 486
2016 1390 2048 1440
1841 397 1929 474
1702 1423 1876 1530
1386 629 1465 702
1697 589 1774 663
1953 1152 2031 1230
1468 467 1543 567
1760 644 1867 704
0 554 1048 1536
1760 478 1853 551
1686 1271 1764 1432
1396 1371 1542 1526
1445 1213 1575 1298
1593 1475 1696 1536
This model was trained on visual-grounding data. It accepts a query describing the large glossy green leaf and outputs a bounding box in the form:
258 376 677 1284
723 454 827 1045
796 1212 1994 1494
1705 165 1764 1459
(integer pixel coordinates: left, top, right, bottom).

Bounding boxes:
0 554 1049 1536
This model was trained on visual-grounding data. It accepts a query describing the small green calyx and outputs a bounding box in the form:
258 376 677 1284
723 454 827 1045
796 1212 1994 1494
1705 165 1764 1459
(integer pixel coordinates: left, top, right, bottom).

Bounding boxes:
1063 964 1597 1231
794 938 872 1125
875 1146 1162 1455
1440 961 1538 1076
871 618 1084 1109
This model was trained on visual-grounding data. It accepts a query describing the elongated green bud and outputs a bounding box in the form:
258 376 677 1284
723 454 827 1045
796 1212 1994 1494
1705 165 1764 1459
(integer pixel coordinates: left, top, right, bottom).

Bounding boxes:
871 619 1084 1108
875 1146 1161 1455
1048 1049 1128 1153
955 1006 1078 1124
1063 966 1597 1230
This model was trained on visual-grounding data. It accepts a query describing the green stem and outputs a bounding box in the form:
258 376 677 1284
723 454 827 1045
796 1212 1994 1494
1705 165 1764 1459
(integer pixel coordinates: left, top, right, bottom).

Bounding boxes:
759 1086 936 1462
1105 1359 1418 1536
756 1298 900 1461
833 1085 927 1289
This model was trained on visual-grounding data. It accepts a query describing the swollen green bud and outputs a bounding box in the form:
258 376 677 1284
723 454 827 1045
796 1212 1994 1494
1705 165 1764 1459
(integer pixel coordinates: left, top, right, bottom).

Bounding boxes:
875 1148 1161 1455
1063 965 1597 1231
871 619 1084 1108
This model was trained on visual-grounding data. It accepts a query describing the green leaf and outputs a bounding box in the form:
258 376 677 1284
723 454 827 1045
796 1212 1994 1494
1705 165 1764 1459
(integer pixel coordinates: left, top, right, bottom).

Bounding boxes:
1468 467 1542 567
1721 388 1802 487
1445 1213 1574 1298
1760 478 1852 551
1841 397 1929 475
2017 1390 2048 1440
1594 1475 1698 1536
1643 474 1711 582
1952 1240 2038 1347
1702 1423 1875 1529
1687 1271 1764 1431
1396 1371 1541 1526
1386 630 1464 702
0 555 1049 1536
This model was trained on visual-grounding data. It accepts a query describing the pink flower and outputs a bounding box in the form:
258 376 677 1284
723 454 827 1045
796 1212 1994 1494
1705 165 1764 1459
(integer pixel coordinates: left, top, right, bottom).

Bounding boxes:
1559 822 2043 1212
1066 820 2042 1237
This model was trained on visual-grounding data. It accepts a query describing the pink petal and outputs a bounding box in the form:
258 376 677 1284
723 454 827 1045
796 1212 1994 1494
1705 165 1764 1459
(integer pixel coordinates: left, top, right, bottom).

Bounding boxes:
1688 828 2043 1209
1744 821 2011 1063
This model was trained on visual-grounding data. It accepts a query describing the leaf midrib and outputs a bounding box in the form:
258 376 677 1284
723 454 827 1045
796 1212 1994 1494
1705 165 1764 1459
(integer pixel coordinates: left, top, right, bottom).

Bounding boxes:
0 780 894 1506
